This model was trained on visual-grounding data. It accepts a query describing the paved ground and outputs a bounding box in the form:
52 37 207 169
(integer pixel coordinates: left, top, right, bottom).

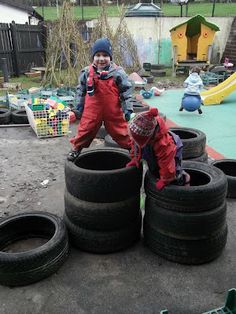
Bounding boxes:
0 114 235 314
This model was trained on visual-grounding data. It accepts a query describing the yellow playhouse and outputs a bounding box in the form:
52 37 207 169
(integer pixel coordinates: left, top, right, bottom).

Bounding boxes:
170 15 220 72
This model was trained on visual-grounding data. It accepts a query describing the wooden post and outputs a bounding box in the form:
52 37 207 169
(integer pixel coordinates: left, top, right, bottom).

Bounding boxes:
10 21 20 77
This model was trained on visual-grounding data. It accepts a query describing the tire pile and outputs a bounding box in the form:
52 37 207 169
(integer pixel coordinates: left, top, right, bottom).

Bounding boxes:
0 109 29 125
64 148 143 253
170 127 208 163
212 159 236 198
0 147 229 287
143 161 228 264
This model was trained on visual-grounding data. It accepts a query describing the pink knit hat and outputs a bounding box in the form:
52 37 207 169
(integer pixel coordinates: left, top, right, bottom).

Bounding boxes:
129 107 159 147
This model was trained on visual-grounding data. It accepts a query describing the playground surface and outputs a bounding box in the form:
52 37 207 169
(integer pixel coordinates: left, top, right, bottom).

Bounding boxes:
145 89 236 160
0 107 236 314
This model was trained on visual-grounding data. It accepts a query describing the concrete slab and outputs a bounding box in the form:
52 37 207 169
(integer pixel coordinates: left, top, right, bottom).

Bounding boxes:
0 123 235 314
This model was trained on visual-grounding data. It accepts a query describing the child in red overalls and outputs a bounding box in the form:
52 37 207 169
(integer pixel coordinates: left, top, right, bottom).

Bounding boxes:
126 108 190 190
68 38 133 161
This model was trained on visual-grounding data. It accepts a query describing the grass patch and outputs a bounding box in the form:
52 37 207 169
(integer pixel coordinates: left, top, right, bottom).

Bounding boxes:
36 3 236 21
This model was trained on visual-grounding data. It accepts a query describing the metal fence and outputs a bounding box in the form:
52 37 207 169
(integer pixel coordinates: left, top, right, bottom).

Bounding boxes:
0 21 46 77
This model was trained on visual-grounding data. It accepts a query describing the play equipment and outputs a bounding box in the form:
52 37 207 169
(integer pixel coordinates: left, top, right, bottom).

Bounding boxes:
151 86 165 96
182 95 201 112
170 15 220 74
140 87 165 99
201 72 236 105
140 89 153 99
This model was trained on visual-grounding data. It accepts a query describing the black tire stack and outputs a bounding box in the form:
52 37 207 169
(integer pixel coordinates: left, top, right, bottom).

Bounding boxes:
211 159 236 198
64 148 143 253
170 127 208 163
143 161 228 264
11 110 29 124
0 109 11 124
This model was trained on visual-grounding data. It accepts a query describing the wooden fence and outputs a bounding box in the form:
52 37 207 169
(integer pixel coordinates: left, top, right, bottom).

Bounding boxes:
0 21 46 77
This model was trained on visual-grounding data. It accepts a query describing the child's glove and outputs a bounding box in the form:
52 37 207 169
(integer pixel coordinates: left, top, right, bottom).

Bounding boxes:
126 158 140 168
72 109 82 120
124 110 132 122
156 179 166 191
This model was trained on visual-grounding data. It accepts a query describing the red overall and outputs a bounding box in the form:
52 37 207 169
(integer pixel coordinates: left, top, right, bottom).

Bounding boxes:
70 67 131 150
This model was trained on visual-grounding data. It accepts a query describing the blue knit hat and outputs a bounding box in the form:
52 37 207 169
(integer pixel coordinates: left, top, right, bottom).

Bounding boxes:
91 38 112 60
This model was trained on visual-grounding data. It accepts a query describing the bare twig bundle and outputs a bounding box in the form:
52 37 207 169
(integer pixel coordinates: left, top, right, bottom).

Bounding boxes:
43 0 90 86
90 1 141 73
43 0 140 87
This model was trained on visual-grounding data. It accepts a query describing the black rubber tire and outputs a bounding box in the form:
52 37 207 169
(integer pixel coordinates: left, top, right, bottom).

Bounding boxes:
133 103 150 113
141 75 154 84
211 159 236 198
64 212 141 253
151 70 166 77
144 161 228 212
65 148 143 203
144 194 227 239
11 110 29 124
96 125 107 139
143 222 228 265
0 109 11 125
170 127 206 159
0 212 69 287
104 134 120 148
64 189 140 231
151 64 165 70
184 151 208 163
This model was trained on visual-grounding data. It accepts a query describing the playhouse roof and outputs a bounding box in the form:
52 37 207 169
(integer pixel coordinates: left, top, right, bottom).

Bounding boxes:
169 15 220 37
125 3 164 17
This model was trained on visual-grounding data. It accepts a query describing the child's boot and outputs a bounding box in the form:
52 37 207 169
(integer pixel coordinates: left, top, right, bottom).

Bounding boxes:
198 108 203 114
179 106 183 112
67 149 81 162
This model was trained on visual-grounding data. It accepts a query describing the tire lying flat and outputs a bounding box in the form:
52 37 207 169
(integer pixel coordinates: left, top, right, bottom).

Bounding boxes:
64 212 141 254
0 109 11 124
144 161 227 212
0 212 69 286
211 159 236 198
170 127 206 159
64 189 140 231
65 148 143 203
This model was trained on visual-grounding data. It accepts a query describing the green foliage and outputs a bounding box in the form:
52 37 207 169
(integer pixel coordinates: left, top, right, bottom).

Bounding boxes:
36 3 236 20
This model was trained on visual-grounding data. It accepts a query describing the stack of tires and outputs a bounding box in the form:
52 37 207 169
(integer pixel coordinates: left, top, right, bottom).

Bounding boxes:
0 109 29 125
170 127 208 163
143 161 228 264
0 109 11 124
64 148 143 253
211 159 236 198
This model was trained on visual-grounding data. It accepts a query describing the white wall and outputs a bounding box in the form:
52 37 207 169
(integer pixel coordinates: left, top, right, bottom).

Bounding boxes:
0 4 40 25
107 16 234 65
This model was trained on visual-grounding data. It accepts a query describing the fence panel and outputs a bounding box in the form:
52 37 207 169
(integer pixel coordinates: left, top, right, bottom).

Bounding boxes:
12 22 45 75
0 23 14 75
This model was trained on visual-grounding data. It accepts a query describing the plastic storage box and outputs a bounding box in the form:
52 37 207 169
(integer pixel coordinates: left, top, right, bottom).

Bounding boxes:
25 104 69 138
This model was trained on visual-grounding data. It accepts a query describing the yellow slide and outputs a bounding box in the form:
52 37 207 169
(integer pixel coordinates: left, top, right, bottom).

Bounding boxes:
201 72 236 105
